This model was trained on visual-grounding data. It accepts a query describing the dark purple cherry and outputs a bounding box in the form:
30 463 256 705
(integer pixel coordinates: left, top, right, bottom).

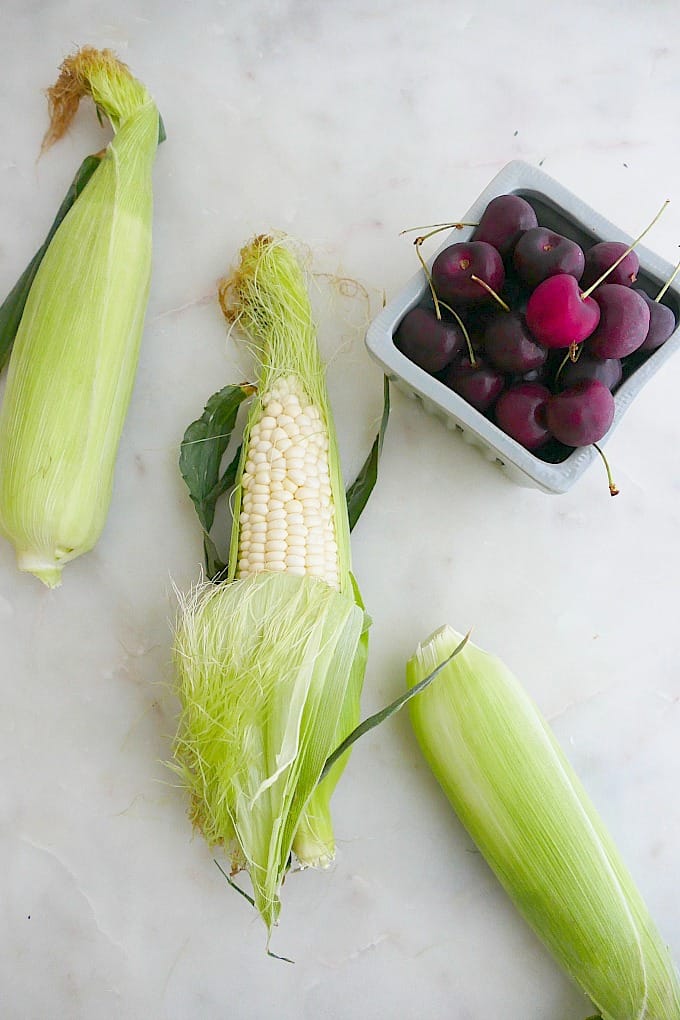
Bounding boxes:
545 379 615 446
495 383 552 450
635 291 676 353
432 241 505 307
394 306 464 373
443 356 505 412
525 274 600 349
482 311 548 374
587 284 650 359
581 242 639 290
513 227 585 288
560 353 623 391
472 195 538 259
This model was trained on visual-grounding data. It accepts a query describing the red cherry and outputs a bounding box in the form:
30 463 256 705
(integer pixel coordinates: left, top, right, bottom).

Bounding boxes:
525 274 600 349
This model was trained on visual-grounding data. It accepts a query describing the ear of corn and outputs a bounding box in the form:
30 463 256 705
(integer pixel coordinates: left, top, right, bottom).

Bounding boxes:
173 236 368 933
0 48 161 587
408 626 680 1020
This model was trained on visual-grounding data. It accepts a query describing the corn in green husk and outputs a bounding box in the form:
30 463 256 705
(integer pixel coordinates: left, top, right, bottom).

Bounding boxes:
0 47 161 587
408 626 680 1020
173 236 368 934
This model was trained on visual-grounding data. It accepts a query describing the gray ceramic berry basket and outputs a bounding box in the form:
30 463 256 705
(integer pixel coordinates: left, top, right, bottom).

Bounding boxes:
365 160 680 494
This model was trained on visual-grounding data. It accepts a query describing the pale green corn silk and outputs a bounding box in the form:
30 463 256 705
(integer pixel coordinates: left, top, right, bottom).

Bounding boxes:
174 568 365 931
0 49 160 587
174 237 368 932
408 626 680 1020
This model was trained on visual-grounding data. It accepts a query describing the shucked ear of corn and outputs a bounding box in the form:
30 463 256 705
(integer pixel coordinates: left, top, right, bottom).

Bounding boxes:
0 47 162 587
173 235 369 934
408 626 680 1020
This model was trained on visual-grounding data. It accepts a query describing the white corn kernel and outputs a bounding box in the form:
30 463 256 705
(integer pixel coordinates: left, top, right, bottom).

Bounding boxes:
265 540 287 554
267 531 288 545
287 523 307 537
297 486 319 502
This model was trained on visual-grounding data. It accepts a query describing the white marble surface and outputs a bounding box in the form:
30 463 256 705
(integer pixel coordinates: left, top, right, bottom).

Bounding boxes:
1 2 680 1017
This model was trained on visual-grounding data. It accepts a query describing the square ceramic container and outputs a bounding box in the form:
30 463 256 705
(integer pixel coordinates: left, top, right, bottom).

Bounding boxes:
365 160 680 493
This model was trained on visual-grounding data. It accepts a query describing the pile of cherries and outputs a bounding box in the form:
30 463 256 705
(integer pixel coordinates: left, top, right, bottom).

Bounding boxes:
395 195 677 462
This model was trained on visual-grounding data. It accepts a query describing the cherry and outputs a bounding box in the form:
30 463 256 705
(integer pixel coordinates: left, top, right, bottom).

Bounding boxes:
545 379 615 446
495 383 552 450
587 284 650 359
513 227 585 288
526 200 669 352
432 241 506 307
482 311 548 374
394 305 464 373
443 356 505 412
525 274 600 349
559 352 623 391
636 291 676 353
581 241 639 290
472 194 538 258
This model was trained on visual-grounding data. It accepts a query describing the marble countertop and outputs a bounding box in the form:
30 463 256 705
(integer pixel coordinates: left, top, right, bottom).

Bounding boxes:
2 2 680 1017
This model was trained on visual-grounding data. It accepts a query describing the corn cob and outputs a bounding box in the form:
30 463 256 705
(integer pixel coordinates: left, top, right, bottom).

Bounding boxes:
234 374 339 587
408 625 680 1020
0 47 161 587
174 235 368 933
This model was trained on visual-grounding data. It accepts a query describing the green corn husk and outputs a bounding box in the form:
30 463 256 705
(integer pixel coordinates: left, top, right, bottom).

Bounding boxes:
0 47 162 587
173 236 369 934
408 626 680 1020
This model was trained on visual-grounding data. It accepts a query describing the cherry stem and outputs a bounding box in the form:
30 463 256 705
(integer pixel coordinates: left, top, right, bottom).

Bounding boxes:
655 254 680 302
470 275 510 311
580 200 670 300
400 221 479 241
438 300 476 366
593 443 619 497
414 238 444 320
554 352 570 387
554 344 582 386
